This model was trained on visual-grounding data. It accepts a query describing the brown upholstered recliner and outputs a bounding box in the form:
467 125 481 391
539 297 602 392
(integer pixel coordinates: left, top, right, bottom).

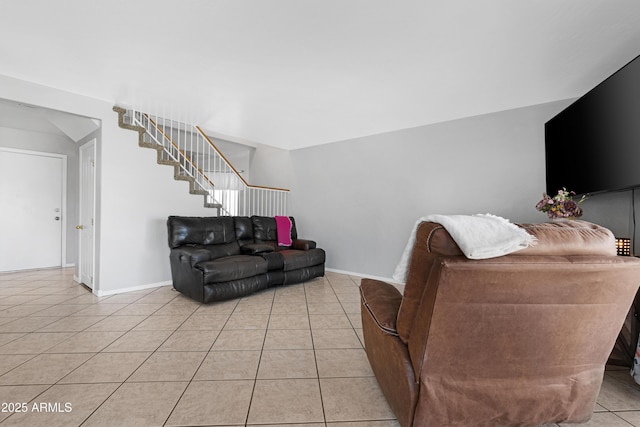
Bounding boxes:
360 220 640 426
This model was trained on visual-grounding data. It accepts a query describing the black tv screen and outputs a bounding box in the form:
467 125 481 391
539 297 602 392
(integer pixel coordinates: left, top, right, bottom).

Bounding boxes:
545 53 640 196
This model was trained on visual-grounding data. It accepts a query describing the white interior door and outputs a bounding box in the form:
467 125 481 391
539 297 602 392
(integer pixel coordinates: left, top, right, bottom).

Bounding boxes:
0 149 64 271
78 140 96 288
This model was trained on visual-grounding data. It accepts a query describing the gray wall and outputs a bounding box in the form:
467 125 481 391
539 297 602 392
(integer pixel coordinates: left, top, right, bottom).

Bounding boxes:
580 190 639 250
0 126 79 265
252 99 576 279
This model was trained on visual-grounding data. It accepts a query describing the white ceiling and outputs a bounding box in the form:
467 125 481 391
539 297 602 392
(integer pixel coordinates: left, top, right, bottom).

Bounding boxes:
1 0 640 150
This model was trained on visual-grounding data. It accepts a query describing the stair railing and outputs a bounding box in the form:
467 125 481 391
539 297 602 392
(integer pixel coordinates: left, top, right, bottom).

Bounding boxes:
122 109 289 216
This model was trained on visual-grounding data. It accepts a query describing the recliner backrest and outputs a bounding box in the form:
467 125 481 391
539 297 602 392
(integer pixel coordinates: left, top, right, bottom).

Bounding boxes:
396 220 618 344
167 216 237 248
395 220 640 425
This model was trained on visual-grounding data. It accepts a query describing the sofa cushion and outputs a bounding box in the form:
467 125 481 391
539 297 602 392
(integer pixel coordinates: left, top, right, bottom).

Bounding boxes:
206 242 242 259
279 248 326 272
261 252 285 271
168 216 236 248
197 255 269 284
234 216 254 246
252 216 278 241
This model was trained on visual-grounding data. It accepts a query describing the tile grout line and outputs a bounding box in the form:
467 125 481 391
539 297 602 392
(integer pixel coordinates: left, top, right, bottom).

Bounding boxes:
242 287 276 427
306 278 329 427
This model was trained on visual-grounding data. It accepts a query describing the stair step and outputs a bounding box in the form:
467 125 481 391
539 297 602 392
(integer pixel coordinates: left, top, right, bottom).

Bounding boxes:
158 159 179 167
115 107 287 214
175 174 193 182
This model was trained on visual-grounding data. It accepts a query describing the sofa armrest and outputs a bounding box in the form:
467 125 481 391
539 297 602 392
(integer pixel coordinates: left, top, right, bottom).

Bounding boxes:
241 243 274 255
360 278 402 335
291 239 316 250
172 246 212 267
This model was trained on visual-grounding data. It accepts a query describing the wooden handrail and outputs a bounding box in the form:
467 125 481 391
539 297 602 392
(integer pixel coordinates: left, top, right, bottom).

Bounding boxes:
146 115 215 189
195 126 290 192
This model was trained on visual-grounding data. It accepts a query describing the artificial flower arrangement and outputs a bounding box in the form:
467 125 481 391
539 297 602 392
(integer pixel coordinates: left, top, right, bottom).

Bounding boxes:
535 188 587 219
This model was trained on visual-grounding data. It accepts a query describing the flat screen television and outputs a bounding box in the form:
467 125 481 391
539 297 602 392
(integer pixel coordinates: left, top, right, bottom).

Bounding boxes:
545 53 640 196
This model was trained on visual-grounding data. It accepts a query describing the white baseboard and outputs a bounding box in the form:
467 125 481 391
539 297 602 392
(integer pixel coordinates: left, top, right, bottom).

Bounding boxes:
92 270 400 297
325 268 403 285
94 280 173 297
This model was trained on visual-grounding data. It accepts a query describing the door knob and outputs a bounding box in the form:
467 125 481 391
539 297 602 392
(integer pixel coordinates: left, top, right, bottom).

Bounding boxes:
76 225 84 230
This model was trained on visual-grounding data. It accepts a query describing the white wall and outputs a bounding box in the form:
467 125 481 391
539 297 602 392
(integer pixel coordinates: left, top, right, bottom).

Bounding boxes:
99 125 217 292
0 75 215 293
252 99 574 279
251 143 295 190
0 126 78 265
213 138 255 183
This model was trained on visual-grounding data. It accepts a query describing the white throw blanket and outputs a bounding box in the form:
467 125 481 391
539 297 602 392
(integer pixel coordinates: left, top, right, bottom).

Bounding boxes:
392 214 536 283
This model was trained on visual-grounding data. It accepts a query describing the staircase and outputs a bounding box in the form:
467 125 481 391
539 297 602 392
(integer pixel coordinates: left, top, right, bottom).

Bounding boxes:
114 107 289 216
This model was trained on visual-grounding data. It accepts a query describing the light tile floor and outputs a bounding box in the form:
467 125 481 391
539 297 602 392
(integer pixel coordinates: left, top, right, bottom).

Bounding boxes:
0 268 638 426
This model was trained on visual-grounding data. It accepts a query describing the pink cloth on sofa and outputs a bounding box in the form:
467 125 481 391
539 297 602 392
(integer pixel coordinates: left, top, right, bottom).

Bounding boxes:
275 216 292 247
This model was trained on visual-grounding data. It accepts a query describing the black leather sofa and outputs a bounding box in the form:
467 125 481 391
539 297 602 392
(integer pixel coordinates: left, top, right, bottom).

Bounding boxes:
167 215 326 303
